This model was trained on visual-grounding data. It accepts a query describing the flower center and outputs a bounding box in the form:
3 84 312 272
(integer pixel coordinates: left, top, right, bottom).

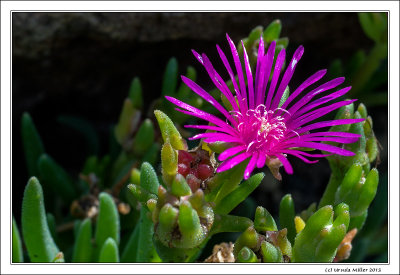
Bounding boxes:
232 105 287 153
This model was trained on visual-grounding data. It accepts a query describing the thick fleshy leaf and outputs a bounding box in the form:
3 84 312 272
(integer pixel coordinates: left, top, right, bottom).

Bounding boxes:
214 173 264 214
38 154 77 202
21 177 60 262
12 217 24 263
95 192 120 260
72 218 92 262
154 110 187 150
98 238 119 263
21 113 45 177
279 194 296 243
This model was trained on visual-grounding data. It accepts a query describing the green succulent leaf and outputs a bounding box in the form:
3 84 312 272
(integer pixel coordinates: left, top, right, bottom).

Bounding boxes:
237 246 259 263
154 110 187 150
177 66 197 99
114 98 140 146
254 206 278 232
162 57 178 96
136 207 157 262
127 183 157 204
278 86 290 108
161 141 178 184
260 241 283 263
37 154 77 202
95 192 120 260
131 119 155 155
21 112 45 177
214 173 264 215
72 218 92 262
98 237 120 263
233 226 259 258
263 19 282 43
279 194 296 244
46 213 57 243
121 222 139 262
207 160 247 204
142 143 161 166
12 216 24 263
349 210 368 231
276 37 289 48
129 77 144 109
140 162 160 194
356 168 379 215
358 13 388 44
153 235 206 263
210 214 253 235
171 174 192 197
292 205 347 262
177 201 204 248
21 177 60 262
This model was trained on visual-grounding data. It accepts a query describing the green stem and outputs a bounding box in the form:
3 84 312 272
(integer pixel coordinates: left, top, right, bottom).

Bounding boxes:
318 166 343 208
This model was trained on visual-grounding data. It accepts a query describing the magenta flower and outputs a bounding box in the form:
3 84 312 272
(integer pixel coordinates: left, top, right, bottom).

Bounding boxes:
166 34 364 180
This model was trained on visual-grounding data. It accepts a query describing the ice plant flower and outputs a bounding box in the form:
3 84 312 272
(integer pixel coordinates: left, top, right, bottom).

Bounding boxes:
166 34 364 180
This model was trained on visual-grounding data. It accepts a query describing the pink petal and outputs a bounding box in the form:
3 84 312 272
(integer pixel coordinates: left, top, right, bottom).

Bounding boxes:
280 149 332 158
280 141 356 156
193 50 239 112
166 96 229 129
242 41 255 109
217 152 252 173
275 154 293 174
300 131 361 138
189 132 240 142
255 36 265 105
297 136 360 144
265 48 286 109
289 99 357 129
218 145 247 161
270 45 304 110
217 44 247 112
181 76 236 125
280 69 327 110
287 118 365 138
292 86 352 119
226 34 247 106
256 41 275 107
256 153 267 168
285 77 345 119
184 124 237 135
244 154 258 180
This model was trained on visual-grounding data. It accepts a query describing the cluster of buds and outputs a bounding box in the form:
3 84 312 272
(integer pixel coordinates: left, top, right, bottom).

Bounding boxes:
128 110 216 261
320 103 379 231
177 150 214 192
234 198 351 263
114 77 159 162
325 102 378 174
234 207 292 263
237 19 289 70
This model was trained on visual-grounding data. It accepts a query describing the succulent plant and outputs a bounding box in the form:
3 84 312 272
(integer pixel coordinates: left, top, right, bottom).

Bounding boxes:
13 17 385 264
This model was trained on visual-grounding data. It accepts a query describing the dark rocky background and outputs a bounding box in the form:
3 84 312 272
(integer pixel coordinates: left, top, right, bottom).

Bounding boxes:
12 12 388 252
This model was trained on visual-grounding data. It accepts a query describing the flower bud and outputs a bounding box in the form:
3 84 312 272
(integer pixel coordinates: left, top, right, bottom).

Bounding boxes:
254 206 278 232
237 246 259 263
171 174 192 197
260 241 283 263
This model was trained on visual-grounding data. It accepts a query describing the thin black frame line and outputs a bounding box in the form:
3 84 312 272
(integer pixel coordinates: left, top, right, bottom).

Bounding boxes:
8 10 391 267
